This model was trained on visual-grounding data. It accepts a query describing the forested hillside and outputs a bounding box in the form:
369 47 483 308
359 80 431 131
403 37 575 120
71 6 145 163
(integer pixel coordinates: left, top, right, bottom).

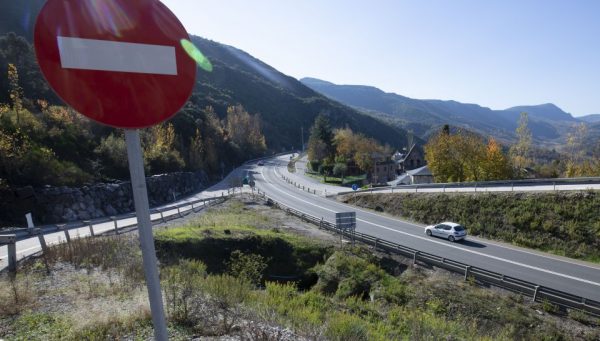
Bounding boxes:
0 2 413 188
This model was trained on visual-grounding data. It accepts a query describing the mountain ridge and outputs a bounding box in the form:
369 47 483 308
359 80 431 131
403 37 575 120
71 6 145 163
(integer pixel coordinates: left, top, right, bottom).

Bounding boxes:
301 77 576 144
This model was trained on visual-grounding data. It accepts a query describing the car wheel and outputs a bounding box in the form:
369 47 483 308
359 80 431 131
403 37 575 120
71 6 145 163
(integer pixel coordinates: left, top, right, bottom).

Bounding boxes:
448 235 455 242
426 230 432 236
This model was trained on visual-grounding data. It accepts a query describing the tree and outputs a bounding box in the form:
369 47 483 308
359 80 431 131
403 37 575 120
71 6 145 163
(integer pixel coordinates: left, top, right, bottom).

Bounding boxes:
565 123 591 177
94 132 129 179
424 128 509 182
481 138 512 180
188 128 204 170
509 112 532 173
7 63 22 125
0 33 51 104
333 162 348 181
225 105 266 158
307 114 334 163
424 129 463 182
143 123 185 174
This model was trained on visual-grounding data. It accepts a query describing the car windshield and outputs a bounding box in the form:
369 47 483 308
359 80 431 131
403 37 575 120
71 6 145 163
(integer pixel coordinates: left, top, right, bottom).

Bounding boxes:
454 226 465 231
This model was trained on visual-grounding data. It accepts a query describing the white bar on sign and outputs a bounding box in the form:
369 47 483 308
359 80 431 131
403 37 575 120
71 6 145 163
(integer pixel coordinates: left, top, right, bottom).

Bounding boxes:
57 36 177 75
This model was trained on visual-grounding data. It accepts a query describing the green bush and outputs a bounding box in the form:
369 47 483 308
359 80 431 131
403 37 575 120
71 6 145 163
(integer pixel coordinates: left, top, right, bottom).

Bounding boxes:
227 250 268 287
313 251 403 302
162 259 207 325
325 313 368 341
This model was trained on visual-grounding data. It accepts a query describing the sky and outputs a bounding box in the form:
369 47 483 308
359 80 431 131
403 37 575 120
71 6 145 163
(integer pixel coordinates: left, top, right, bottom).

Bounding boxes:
162 0 600 117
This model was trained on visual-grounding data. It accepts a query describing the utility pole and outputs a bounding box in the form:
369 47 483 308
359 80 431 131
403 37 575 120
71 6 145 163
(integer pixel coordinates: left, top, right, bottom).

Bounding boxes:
301 126 304 152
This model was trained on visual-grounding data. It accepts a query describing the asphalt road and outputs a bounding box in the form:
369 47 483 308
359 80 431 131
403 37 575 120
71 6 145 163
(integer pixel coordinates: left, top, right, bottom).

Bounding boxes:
3 155 600 303
254 155 600 302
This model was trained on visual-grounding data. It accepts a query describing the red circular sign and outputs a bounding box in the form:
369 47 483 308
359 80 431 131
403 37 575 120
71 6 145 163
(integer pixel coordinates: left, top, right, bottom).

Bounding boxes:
34 0 196 129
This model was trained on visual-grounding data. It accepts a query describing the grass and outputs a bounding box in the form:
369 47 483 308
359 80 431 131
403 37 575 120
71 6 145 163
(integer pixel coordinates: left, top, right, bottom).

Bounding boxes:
342 191 600 263
247 248 599 340
155 200 333 287
2 197 599 340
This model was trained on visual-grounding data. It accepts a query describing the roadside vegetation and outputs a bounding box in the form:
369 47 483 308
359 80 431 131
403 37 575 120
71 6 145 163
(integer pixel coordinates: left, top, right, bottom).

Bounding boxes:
1 198 599 340
307 114 390 184
425 114 600 183
342 191 600 262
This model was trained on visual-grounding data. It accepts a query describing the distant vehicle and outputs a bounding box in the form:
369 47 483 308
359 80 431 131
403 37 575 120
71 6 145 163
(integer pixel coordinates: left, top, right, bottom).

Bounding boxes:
425 222 467 242
257 161 264 166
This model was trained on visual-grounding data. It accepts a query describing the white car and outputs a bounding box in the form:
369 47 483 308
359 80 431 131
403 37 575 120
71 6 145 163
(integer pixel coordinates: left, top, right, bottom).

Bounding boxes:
425 222 467 242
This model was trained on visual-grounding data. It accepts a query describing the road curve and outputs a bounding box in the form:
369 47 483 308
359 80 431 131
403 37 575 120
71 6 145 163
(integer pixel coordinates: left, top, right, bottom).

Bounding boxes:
254 155 600 302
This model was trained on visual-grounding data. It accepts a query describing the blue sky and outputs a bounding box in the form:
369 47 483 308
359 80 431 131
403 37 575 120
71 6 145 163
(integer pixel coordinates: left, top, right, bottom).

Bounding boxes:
162 0 600 117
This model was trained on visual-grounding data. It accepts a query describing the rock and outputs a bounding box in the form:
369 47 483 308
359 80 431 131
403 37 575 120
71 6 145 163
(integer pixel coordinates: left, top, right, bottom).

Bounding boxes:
104 204 118 216
78 210 91 220
62 208 77 222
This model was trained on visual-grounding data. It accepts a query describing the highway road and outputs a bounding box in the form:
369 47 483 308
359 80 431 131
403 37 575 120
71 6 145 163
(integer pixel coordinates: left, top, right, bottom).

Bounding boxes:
3 154 600 304
255 155 600 302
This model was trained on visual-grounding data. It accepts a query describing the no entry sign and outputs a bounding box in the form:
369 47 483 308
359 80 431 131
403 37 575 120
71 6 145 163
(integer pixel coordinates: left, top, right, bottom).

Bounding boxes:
34 0 196 128
33 1 199 339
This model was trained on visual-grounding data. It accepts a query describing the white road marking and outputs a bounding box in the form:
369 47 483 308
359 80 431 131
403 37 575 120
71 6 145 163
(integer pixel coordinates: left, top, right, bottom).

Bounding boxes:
261 166 600 287
273 164 600 271
57 36 177 75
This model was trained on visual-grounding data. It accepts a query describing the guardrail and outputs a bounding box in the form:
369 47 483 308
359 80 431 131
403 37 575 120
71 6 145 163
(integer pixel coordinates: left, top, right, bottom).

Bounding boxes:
280 174 324 196
0 188 265 272
264 193 600 317
335 176 600 196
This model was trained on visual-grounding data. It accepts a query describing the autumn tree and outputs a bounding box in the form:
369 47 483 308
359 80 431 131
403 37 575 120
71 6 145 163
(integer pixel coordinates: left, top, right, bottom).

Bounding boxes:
225 105 266 158
425 128 512 182
0 33 51 105
424 128 463 182
565 123 593 177
188 128 204 170
332 127 385 173
509 112 532 173
143 122 185 174
481 138 513 180
7 63 22 124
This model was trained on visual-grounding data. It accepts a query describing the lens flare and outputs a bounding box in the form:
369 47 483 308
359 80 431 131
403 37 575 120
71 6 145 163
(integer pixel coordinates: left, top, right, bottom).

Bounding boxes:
181 39 212 72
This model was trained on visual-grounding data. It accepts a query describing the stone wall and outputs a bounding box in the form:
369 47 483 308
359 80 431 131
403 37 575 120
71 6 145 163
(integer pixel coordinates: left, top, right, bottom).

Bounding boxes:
0 171 208 226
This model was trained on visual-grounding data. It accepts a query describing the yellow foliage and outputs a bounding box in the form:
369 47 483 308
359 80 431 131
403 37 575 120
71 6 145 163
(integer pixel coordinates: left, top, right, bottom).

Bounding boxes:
425 130 511 183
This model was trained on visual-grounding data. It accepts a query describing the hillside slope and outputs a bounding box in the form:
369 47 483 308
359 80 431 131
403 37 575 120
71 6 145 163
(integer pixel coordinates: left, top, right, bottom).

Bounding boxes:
189 37 414 150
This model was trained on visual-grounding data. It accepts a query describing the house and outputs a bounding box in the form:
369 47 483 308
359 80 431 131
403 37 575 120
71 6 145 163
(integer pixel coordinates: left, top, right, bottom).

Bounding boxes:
369 152 396 184
407 165 434 184
395 144 425 174
388 165 434 186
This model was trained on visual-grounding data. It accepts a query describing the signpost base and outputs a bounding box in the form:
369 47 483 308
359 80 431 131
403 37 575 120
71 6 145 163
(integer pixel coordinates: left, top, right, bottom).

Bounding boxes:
125 129 168 341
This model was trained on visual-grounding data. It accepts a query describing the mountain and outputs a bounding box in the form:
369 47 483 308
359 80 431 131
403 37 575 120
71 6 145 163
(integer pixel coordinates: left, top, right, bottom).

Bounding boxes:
301 77 576 144
578 114 600 123
0 0 45 40
504 104 576 123
0 2 414 154
188 38 414 150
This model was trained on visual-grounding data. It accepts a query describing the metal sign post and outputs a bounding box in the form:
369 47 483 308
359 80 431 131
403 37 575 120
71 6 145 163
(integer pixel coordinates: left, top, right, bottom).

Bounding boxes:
34 2 197 338
125 130 168 340
336 212 356 246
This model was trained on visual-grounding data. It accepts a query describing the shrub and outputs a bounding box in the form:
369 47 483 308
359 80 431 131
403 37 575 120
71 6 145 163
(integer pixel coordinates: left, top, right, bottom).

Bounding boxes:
227 250 268 287
162 259 207 325
202 274 252 333
0 274 36 317
325 313 368 341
